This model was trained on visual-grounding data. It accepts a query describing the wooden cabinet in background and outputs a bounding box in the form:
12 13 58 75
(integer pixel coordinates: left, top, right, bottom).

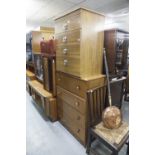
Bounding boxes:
31 27 55 54
104 29 129 75
42 56 56 96
33 53 43 82
32 31 42 53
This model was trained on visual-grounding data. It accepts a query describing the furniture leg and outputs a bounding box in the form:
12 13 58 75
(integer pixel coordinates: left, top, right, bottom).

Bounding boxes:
86 131 93 154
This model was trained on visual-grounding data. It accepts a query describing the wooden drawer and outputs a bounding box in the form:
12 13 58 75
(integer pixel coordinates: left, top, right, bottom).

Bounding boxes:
56 72 106 99
56 44 80 58
57 96 85 143
57 86 86 115
55 10 81 34
56 72 86 98
55 29 81 45
56 56 80 77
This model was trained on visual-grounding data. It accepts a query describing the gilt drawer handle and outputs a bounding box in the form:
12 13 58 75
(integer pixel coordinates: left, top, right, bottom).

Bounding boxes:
62 36 67 43
76 85 80 90
75 102 79 107
63 48 68 54
64 59 68 66
77 129 80 133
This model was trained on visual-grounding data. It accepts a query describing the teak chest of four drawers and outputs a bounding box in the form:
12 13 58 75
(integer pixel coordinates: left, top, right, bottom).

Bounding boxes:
55 8 106 145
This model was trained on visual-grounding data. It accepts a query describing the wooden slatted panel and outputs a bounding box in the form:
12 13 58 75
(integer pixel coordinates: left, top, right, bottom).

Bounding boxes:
97 88 100 118
90 91 94 124
87 85 106 127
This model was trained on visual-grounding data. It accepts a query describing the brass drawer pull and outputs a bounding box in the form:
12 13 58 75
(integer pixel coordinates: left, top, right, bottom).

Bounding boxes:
63 48 68 54
76 85 80 90
77 116 81 120
75 102 79 107
64 59 68 66
62 36 67 43
77 129 80 133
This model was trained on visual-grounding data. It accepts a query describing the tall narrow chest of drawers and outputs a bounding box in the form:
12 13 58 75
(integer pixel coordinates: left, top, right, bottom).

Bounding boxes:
55 8 105 79
55 8 106 145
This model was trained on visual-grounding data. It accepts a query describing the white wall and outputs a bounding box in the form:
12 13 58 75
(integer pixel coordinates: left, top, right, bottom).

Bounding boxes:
104 8 129 32
105 14 129 32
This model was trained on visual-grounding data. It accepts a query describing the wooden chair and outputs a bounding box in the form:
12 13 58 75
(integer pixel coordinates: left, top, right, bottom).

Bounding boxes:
86 85 129 155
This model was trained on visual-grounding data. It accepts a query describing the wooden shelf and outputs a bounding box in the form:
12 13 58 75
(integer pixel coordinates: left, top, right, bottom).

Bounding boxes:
26 70 35 78
28 80 52 98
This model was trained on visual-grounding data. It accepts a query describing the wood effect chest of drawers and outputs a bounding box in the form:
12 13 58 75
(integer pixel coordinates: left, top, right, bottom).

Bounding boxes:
55 8 105 79
55 8 106 146
56 71 106 145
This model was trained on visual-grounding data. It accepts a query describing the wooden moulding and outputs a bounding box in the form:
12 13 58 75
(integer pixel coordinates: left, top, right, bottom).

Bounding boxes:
28 80 52 98
26 70 36 80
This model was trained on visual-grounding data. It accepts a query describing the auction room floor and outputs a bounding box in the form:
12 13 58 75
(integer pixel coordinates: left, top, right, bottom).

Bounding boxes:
26 92 129 155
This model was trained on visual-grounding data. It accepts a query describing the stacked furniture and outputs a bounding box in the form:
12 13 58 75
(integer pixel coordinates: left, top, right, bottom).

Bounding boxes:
28 27 57 121
55 8 106 145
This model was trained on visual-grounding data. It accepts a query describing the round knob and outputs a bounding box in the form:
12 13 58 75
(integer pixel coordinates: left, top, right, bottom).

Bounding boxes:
64 59 68 66
77 129 80 133
75 102 79 107
76 85 80 90
58 78 61 81
62 36 67 43
63 48 68 54
63 23 68 30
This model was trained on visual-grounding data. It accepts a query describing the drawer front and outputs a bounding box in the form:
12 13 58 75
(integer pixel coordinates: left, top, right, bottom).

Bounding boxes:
56 56 80 77
57 96 85 143
56 72 87 98
55 11 81 34
55 30 81 45
56 44 80 58
57 86 86 115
